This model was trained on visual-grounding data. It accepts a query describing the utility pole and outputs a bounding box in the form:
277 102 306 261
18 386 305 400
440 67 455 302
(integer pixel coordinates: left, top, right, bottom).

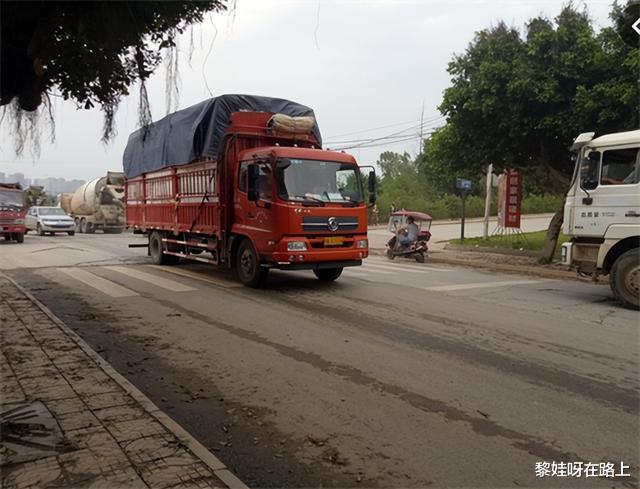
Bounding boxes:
483 163 493 239
418 102 424 155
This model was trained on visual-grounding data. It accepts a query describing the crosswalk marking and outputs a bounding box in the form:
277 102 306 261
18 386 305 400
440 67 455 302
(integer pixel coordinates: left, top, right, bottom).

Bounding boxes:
424 279 540 292
363 262 432 274
104 266 196 292
147 265 241 289
59 268 138 298
345 266 392 275
366 259 452 273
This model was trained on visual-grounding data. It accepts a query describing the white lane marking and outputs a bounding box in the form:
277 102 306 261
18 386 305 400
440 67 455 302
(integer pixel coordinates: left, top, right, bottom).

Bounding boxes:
367 259 452 273
346 266 393 275
363 262 431 274
60 268 138 298
104 265 196 292
147 265 241 289
425 279 541 292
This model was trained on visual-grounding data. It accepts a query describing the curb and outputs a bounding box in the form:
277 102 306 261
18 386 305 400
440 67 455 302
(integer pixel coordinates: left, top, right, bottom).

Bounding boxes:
369 248 593 282
2 271 249 489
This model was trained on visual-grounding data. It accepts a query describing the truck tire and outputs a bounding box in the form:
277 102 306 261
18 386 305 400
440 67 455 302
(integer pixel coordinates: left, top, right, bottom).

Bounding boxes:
85 222 96 234
149 231 178 265
37 224 45 236
15 233 24 243
235 239 268 287
609 248 639 310
313 267 343 282
79 218 87 233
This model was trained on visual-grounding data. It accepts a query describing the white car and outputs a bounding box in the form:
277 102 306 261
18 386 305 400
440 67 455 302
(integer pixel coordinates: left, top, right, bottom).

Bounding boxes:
26 206 75 236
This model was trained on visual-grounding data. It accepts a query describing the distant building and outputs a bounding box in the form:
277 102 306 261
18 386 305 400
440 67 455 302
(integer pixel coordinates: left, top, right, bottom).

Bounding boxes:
0 174 85 195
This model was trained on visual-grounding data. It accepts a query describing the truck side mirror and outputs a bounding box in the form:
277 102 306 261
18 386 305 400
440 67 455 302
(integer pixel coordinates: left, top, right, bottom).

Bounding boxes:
247 164 259 202
367 171 377 204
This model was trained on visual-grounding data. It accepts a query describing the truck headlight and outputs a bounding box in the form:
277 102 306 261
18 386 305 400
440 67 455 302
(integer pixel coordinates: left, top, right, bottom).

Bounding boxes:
287 241 307 251
13 219 24 224
357 239 368 248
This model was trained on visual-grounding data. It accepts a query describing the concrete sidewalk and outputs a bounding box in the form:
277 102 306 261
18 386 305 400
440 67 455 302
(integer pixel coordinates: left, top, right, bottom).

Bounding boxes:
0 272 246 489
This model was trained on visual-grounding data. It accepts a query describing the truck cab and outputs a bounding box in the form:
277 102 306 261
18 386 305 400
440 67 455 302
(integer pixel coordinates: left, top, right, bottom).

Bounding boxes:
232 146 371 284
0 183 27 243
562 130 639 309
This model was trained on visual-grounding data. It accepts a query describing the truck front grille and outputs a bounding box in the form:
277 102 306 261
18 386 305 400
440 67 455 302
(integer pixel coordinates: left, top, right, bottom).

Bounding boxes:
302 216 359 232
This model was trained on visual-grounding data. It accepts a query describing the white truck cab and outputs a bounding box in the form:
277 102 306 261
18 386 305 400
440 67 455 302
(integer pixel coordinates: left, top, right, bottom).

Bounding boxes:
561 130 639 309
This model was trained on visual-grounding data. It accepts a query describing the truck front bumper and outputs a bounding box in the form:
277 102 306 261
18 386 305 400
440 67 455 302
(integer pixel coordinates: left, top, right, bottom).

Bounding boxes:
1 225 25 234
268 235 368 265
272 259 362 271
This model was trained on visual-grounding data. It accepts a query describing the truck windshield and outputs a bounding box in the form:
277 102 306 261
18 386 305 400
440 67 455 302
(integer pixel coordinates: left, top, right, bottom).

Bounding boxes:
0 190 25 209
276 158 363 204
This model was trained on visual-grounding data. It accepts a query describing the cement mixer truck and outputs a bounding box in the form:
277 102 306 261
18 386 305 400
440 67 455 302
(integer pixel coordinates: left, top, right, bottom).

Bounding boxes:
60 172 125 233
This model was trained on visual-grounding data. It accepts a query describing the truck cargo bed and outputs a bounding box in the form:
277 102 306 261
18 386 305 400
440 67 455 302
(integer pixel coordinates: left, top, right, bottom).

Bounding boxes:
126 161 220 235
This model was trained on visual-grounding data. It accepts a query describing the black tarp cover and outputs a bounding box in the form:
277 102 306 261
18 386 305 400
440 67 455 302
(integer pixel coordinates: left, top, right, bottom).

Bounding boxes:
123 94 322 178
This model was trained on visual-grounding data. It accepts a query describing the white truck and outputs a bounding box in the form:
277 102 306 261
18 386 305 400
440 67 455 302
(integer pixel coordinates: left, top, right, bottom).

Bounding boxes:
561 130 639 309
60 172 125 234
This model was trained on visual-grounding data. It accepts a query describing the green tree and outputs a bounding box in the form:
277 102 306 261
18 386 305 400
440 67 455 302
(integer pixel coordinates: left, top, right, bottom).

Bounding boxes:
424 4 638 261
1 1 227 147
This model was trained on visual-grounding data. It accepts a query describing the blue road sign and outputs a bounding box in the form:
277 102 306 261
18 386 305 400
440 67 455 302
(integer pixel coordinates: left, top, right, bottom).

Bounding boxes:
456 178 472 190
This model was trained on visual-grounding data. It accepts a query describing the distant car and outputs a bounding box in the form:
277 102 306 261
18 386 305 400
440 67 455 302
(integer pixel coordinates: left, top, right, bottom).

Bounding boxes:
25 206 75 236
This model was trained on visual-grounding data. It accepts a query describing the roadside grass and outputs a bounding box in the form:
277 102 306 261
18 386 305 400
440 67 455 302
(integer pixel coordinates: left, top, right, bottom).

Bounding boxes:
450 230 568 255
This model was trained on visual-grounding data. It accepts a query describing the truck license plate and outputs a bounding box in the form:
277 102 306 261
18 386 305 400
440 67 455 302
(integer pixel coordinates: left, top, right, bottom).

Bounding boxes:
324 237 344 246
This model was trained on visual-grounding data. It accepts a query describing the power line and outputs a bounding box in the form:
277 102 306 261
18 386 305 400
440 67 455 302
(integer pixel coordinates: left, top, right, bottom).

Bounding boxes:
324 114 444 141
326 118 443 150
331 129 438 151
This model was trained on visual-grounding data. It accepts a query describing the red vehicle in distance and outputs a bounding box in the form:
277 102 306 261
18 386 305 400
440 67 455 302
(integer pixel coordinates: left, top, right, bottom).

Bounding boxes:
124 95 376 287
0 183 27 244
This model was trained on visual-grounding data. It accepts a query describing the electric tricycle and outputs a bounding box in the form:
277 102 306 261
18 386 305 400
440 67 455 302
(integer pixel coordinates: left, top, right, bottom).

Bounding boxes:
385 211 432 263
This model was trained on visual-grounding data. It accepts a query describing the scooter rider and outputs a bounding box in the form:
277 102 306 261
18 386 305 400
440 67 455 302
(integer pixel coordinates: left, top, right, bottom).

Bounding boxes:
397 216 419 248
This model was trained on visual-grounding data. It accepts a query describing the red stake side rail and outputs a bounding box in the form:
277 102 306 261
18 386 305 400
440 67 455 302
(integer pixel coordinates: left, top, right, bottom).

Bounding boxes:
126 160 219 236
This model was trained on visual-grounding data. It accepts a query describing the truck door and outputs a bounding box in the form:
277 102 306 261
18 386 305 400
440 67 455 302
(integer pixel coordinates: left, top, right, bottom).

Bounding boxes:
573 146 639 236
234 160 275 250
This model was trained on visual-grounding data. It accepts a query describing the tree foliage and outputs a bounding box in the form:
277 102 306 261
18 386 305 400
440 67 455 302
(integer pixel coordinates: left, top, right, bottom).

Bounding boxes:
1 1 227 145
422 3 639 194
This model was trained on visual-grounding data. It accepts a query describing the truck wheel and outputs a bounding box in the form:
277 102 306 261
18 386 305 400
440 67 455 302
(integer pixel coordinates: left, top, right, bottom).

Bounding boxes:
235 239 268 287
79 218 87 233
85 222 96 234
15 233 24 243
37 224 45 236
610 248 639 310
75 219 81 233
4 233 10 241
149 231 178 265
313 267 343 282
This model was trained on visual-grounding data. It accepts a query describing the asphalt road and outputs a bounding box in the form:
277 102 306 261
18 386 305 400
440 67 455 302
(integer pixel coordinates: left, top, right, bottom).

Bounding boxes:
2 232 638 488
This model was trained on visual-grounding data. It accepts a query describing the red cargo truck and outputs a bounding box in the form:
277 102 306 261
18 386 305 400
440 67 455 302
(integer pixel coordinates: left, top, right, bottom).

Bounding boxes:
124 95 376 286
0 183 27 243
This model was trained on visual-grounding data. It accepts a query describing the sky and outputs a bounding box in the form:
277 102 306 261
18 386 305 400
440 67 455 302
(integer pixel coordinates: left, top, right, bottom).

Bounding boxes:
0 0 614 181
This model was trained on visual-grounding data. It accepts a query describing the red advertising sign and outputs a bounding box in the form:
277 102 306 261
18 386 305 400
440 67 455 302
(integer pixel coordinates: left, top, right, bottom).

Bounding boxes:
497 170 522 228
